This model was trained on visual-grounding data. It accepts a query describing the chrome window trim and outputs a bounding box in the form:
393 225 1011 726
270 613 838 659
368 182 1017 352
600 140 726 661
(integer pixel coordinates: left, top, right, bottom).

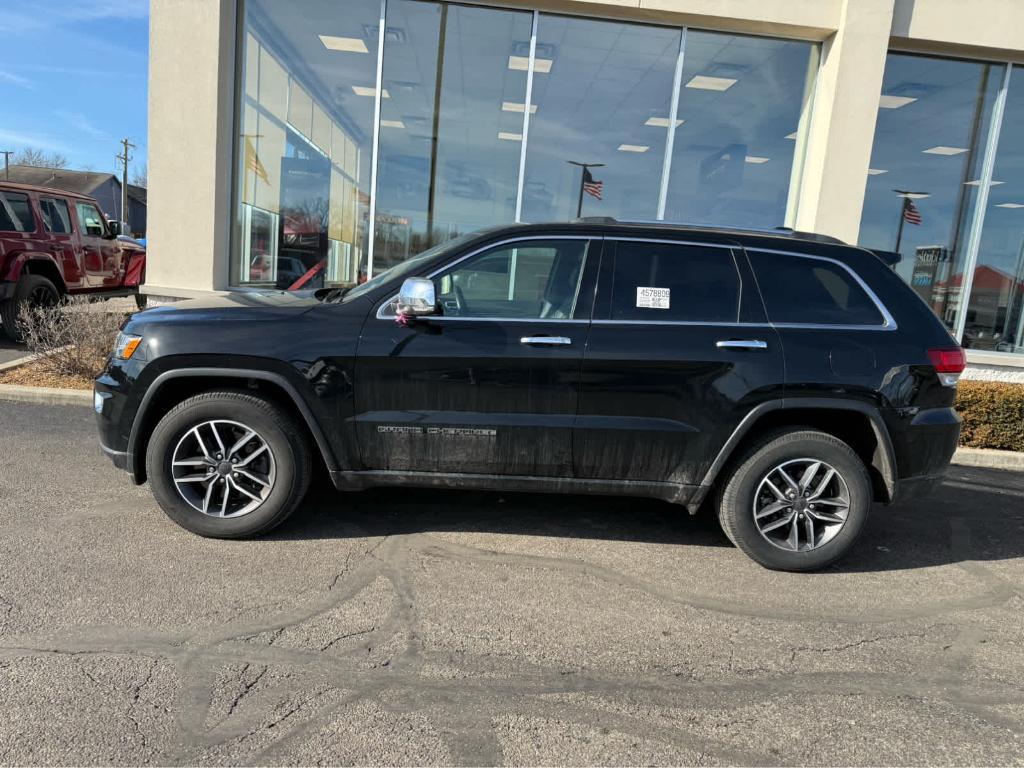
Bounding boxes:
375 235 595 320
745 246 898 331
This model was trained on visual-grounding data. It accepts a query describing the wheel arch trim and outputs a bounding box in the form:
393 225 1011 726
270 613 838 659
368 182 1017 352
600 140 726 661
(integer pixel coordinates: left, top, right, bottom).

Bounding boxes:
127 367 339 482
3 253 68 291
694 398 898 508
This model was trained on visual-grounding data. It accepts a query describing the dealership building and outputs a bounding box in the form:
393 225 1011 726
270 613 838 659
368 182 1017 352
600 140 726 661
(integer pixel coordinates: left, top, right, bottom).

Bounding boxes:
147 0 1024 378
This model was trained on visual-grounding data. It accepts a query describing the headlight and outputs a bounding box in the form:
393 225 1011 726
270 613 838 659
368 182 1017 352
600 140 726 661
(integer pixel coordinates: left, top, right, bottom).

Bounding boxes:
114 331 143 360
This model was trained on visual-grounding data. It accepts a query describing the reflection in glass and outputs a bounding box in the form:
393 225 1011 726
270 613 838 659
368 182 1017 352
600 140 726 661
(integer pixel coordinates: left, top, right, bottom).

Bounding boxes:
373 1 532 271
233 0 379 289
521 16 681 223
663 31 816 229
859 53 1005 334
964 67 1024 354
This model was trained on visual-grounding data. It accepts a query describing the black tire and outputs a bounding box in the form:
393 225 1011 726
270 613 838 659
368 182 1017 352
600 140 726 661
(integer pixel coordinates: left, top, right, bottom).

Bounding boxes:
145 390 312 538
0 274 60 342
134 292 148 310
717 429 871 572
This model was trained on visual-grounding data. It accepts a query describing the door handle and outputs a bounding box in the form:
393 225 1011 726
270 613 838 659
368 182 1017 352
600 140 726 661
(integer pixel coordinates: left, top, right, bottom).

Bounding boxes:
716 339 768 350
521 336 572 346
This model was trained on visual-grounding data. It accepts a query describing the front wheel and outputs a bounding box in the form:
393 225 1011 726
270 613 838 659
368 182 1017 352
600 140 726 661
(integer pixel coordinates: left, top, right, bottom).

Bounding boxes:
146 391 312 537
717 429 871 571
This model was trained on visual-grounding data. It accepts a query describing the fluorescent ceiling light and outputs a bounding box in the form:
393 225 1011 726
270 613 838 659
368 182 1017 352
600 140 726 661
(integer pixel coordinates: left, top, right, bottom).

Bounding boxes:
644 117 684 128
498 131 522 141
965 179 1003 186
502 101 537 114
996 203 1024 208
685 75 737 91
867 168 888 175
785 131 798 140
508 55 552 73
352 85 389 98
744 155 769 164
922 146 967 155
878 94 917 109
899 192 930 199
380 119 405 128
618 144 649 153
319 35 368 53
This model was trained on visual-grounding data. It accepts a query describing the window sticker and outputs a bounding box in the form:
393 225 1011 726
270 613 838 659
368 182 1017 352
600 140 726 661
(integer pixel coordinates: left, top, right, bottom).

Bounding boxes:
636 286 670 309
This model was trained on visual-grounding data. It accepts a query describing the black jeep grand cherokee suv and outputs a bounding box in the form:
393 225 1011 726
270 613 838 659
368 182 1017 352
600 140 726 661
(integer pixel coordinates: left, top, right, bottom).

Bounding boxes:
95 220 964 571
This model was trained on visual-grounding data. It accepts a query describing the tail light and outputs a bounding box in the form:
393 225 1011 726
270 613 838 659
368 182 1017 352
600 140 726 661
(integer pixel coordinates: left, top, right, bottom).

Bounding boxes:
928 347 966 387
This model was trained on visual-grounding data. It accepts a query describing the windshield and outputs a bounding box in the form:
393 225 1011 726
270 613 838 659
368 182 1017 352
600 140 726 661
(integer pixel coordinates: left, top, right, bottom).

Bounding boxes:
338 233 480 304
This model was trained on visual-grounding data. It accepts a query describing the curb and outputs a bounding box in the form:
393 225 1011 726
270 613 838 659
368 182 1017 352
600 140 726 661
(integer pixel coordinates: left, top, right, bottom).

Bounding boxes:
0 353 35 373
0 383 91 406
952 447 1024 471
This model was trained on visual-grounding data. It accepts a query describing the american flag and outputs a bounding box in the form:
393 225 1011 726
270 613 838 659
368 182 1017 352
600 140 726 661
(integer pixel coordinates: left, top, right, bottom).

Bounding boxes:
583 167 603 200
902 197 922 225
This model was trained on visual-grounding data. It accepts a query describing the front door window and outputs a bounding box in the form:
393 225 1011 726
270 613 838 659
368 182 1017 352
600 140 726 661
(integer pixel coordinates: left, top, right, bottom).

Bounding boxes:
434 239 589 319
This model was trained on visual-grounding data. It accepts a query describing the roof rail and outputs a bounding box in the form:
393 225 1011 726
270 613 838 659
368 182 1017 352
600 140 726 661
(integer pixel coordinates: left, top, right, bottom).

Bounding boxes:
569 216 846 246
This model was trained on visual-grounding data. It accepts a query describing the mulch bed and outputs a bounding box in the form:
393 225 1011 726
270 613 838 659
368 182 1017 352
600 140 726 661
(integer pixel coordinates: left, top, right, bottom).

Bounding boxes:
0 359 95 390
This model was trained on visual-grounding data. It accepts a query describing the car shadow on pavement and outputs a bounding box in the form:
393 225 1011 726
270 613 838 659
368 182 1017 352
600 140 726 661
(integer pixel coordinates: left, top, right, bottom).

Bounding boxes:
264 464 1024 575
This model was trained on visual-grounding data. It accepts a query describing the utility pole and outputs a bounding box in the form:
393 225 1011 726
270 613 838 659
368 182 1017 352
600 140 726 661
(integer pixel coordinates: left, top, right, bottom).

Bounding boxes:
1 150 12 181
115 138 136 231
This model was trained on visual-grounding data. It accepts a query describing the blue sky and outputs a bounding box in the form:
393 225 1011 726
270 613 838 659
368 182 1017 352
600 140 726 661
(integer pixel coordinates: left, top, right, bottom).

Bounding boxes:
0 0 148 176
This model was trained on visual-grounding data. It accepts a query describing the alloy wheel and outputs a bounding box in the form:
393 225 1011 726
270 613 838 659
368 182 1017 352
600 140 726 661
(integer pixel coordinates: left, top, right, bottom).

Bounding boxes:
753 458 850 552
170 419 276 517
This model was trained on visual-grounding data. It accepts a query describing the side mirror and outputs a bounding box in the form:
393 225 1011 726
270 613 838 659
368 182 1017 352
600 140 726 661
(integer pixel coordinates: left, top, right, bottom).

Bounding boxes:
107 221 122 237
396 277 436 316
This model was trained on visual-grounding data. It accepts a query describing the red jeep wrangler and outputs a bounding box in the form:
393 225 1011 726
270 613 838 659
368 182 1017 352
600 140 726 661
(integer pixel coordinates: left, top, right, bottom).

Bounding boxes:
0 181 146 341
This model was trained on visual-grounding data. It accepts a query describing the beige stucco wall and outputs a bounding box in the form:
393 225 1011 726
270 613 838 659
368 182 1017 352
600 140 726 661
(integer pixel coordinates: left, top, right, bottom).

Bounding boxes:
145 0 1024 296
144 0 237 296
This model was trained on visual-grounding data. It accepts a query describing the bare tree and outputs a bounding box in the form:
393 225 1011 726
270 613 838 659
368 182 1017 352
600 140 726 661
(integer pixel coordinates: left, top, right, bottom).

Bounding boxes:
131 163 147 188
13 147 69 169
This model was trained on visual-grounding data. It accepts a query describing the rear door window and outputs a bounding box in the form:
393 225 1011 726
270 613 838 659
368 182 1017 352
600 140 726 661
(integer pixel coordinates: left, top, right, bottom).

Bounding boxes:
748 250 885 326
608 240 741 323
75 202 107 237
40 197 73 234
0 191 35 232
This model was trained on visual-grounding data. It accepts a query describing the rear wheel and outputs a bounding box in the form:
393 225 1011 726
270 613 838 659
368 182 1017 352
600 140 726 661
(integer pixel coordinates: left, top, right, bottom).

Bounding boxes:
717 429 871 571
146 391 312 538
0 274 60 342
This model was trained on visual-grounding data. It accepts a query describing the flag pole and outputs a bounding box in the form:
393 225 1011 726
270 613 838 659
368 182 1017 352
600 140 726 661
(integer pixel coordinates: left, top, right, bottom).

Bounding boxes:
894 197 907 253
567 160 604 220
576 166 586 219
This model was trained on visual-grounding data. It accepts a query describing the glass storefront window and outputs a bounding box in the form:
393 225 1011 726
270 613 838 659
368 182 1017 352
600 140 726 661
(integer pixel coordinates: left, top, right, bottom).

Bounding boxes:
231 2 818 288
373 1 532 272
233 0 380 290
520 16 682 223
963 68 1024 354
859 53 1005 334
663 31 817 229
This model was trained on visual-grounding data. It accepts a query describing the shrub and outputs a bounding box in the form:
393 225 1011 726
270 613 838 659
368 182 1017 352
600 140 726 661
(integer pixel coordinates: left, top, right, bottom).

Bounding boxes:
956 380 1024 452
16 298 129 380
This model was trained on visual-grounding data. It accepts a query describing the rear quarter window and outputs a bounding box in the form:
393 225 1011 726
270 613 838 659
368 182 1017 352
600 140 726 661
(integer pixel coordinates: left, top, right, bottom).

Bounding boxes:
0 191 35 233
749 250 885 326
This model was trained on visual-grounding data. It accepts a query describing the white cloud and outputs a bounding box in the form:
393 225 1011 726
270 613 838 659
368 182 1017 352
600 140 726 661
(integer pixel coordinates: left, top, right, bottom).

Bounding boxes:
0 129 68 153
53 110 108 140
0 69 32 89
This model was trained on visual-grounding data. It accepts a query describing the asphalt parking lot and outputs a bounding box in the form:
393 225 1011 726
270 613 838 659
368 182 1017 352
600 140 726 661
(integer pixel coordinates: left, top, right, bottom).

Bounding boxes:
1 400 1023 766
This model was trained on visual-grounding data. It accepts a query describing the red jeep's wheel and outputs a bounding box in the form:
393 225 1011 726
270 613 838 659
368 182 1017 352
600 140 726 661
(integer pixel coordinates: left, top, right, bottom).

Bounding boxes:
0 274 60 342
